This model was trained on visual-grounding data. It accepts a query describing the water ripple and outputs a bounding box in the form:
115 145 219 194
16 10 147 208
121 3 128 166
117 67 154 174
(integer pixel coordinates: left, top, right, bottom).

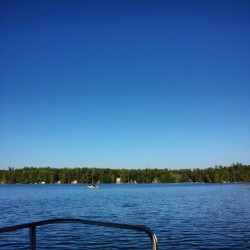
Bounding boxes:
0 184 249 249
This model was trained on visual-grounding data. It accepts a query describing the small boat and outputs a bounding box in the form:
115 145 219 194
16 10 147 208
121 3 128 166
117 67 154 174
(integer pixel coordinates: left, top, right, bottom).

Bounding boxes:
87 177 99 189
87 184 99 189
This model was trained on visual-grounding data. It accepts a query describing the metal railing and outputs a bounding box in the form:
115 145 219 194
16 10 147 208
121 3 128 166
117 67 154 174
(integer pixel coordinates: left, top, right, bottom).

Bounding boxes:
0 218 158 250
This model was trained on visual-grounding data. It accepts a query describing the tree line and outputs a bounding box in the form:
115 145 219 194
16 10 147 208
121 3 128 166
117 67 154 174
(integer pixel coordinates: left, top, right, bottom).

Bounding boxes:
0 163 249 184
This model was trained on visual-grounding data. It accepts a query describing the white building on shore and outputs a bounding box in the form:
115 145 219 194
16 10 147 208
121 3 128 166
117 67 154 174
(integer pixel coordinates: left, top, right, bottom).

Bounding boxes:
116 177 122 184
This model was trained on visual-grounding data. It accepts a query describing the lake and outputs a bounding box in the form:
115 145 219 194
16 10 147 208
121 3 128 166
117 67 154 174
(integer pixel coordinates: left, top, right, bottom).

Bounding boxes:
0 183 249 249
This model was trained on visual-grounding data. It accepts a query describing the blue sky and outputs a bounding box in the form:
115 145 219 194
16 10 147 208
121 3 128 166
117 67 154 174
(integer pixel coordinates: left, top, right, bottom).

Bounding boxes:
1 0 250 169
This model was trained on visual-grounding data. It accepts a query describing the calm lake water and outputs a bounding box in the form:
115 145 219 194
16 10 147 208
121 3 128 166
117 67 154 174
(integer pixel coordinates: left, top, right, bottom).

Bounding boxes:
0 183 249 249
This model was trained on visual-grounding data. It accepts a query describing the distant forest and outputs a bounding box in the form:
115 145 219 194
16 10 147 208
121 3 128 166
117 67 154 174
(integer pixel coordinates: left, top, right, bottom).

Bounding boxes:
0 163 249 184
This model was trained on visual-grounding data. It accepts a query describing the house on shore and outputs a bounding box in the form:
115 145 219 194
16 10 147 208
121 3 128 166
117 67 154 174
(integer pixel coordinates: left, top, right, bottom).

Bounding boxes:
116 177 122 184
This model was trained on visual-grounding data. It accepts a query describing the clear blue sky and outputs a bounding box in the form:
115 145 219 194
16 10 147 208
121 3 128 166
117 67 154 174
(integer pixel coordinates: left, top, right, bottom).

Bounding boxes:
1 0 250 169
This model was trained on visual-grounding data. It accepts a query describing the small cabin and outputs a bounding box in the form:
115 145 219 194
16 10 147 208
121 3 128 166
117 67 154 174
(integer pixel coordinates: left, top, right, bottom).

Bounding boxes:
116 177 122 184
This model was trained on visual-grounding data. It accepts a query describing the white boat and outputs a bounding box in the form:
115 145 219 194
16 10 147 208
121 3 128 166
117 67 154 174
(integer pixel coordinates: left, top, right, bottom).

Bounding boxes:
87 184 99 189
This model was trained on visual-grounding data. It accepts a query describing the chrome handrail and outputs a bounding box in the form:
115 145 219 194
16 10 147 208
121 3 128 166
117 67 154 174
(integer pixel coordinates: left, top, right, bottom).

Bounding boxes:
0 218 158 250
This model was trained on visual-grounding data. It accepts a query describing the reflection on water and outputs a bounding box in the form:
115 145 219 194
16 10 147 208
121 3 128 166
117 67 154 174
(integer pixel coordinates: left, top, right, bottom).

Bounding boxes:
0 184 249 249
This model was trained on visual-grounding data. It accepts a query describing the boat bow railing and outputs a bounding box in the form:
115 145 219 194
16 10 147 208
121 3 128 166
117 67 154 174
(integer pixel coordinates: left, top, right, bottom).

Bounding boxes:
0 218 158 250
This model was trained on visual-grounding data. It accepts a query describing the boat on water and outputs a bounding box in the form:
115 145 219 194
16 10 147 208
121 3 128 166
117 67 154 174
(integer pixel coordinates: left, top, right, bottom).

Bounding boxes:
87 177 99 189
87 184 99 189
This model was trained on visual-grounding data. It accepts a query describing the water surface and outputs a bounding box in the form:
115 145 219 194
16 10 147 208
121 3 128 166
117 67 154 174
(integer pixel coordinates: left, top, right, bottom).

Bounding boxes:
0 184 249 249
